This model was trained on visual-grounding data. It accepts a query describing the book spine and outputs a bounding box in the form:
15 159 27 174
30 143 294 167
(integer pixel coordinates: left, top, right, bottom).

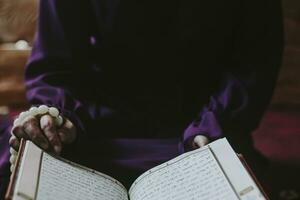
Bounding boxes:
5 139 26 200
237 154 270 200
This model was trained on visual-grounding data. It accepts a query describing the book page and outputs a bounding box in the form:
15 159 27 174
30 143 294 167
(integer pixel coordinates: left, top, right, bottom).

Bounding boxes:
12 141 42 200
129 146 238 200
36 152 128 200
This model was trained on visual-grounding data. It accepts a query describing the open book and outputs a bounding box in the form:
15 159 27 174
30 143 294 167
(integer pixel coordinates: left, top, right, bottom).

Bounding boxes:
6 138 268 200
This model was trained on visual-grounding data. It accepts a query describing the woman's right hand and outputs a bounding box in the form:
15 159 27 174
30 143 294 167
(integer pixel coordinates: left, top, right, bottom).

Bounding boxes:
9 113 77 155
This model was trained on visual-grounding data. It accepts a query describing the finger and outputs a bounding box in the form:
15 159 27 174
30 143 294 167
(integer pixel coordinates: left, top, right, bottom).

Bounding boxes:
58 119 76 144
23 116 49 150
9 136 20 151
11 124 29 140
193 135 209 148
40 115 62 154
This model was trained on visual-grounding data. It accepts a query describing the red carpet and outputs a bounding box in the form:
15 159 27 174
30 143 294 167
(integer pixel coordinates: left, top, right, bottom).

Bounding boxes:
253 110 300 163
252 110 300 200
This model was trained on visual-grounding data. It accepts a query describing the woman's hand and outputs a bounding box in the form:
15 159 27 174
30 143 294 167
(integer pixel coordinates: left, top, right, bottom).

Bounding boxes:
186 135 210 150
9 114 76 155
193 135 209 148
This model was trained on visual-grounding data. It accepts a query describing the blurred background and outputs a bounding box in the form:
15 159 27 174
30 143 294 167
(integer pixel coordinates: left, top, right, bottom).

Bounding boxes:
0 0 299 199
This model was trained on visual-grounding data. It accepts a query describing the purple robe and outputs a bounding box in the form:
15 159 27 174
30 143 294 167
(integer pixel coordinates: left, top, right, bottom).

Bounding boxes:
1 0 283 189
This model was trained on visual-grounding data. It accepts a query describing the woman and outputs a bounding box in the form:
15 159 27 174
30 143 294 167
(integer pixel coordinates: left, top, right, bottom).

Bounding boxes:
3 0 283 197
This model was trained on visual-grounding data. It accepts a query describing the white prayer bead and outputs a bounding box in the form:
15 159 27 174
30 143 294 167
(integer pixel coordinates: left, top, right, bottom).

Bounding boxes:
18 112 25 119
49 107 59 118
10 148 17 155
13 118 20 127
18 111 28 122
24 111 30 119
9 155 17 164
29 106 39 115
56 115 64 126
10 164 14 172
38 105 49 115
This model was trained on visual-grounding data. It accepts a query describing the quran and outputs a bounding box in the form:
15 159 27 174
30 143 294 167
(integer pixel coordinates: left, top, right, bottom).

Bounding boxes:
6 138 268 200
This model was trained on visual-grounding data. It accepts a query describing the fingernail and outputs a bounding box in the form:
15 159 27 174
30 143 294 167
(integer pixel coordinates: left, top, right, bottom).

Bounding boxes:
54 145 61 154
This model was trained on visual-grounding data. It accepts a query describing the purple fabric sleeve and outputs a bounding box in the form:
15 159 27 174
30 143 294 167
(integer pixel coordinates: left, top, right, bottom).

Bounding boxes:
0 120 11 177
183 0 283 146
25 1 95 136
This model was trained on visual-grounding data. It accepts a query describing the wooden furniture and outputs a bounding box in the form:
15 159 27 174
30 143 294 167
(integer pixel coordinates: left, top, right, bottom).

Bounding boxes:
0 43 29 107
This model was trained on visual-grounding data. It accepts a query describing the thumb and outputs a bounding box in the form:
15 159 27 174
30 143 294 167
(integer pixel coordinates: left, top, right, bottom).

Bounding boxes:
193 135 209 149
